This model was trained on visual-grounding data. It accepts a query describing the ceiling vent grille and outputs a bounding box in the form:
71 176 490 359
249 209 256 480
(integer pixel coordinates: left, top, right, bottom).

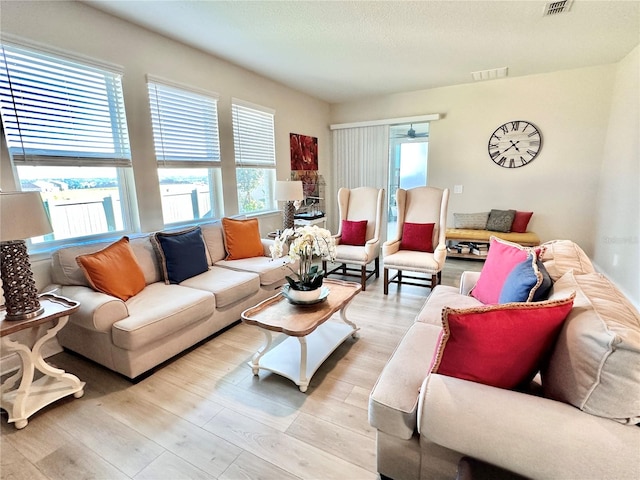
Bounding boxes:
471 67 508 82
543 0 573 16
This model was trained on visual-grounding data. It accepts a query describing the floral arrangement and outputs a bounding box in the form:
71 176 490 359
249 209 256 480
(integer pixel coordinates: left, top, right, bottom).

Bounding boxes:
270 225 336 291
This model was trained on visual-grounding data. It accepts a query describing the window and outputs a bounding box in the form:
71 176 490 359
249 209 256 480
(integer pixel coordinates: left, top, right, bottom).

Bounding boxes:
147 78 222 224
231 100 276 214
0 43 133 245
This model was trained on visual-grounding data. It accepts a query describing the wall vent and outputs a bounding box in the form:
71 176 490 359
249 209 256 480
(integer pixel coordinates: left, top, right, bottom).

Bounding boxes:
471 67 508 82
543 0 573 16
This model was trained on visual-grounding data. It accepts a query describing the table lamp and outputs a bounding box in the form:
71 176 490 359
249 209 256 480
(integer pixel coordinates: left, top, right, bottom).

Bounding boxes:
274 180 304 230
0 191 53 321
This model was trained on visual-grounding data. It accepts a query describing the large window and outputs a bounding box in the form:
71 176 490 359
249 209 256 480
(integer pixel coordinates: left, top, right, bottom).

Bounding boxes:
147 78 222 224
0 43 133 245
231 100 276 214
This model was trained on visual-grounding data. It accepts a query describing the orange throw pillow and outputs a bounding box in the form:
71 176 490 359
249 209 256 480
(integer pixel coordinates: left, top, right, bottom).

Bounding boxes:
76 237 146 301
221 217 264 260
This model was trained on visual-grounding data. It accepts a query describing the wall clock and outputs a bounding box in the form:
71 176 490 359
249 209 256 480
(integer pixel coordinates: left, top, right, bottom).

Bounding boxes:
488 120 542 168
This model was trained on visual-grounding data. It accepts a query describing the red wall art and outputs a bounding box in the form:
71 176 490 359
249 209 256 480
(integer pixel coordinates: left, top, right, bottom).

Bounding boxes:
290 133 318 171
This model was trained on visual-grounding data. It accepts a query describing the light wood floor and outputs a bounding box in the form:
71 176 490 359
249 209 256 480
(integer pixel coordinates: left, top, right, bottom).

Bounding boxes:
1 259 482 480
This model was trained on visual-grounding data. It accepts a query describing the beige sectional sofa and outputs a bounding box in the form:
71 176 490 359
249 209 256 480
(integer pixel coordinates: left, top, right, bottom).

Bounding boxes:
369 240 640 480
48 220 289 379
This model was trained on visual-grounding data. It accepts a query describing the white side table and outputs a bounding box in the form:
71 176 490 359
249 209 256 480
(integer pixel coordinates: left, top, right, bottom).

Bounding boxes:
294 215 326 229
1 293 85 429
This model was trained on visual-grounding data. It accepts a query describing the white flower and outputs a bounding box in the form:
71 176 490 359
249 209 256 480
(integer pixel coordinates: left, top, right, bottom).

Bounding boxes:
271 225 336 287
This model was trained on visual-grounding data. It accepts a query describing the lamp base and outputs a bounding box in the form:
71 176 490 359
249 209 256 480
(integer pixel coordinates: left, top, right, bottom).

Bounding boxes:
283 201 296 230
1 240 43 321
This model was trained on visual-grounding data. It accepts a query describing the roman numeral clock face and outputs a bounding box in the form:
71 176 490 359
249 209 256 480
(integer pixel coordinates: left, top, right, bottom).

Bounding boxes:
488 121 542 168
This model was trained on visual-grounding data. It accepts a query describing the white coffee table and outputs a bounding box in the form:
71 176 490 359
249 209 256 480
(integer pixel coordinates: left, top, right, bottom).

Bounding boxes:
241 279 361 392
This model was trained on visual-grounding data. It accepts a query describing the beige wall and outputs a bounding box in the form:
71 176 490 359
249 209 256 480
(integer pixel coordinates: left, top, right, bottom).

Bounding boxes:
0 0 331 235
330 58 640 306
593 45 639 305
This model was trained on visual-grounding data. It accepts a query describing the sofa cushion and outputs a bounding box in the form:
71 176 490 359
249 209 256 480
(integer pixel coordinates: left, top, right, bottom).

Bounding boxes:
510 211 533 233
215 256 287 287
221 217 264 260
200 220 227 264
544 271 640 424
416 285 483 327
470 237 532 304
431 295 575 390
179 266 260 308
498 254 552 303
154 227 210 284
539 239 595 281
453 212 489 230
400 222 434 253
340 219 367 246
486 209 516 233
76 237 146 301
112 283 215 351
369 322 443 440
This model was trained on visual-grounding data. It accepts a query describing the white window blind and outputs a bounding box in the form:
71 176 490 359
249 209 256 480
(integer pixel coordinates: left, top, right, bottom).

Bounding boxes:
147 80 220 167
0 44 131 167
231 101 275 166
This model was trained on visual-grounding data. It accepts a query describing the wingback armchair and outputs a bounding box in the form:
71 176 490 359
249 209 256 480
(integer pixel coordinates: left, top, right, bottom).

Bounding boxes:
323 187 385 291
382 186 449 295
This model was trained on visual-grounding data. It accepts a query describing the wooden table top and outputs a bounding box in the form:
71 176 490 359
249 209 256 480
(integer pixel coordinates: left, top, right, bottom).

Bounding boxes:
241 279 361 337
1 294 80 337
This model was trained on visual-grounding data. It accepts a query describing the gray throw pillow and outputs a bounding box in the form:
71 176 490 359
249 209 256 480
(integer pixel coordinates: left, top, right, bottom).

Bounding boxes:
486 209 516 232
453 212 489 229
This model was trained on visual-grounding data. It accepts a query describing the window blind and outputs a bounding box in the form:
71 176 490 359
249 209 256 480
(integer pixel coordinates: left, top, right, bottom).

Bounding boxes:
231 102 275 166
0 44 131 167
147 81 220 167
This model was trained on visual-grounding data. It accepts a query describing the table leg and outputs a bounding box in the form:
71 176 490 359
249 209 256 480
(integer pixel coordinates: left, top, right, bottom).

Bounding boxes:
250 328 273 375
339 301 360 338
297 337 309 393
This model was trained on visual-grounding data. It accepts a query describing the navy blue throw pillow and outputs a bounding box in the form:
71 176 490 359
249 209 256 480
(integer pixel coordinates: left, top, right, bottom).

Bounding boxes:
154 227 209 284
499 253 539 303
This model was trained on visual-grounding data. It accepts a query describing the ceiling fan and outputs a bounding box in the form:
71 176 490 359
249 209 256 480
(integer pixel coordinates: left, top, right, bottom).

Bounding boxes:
394 124 429 139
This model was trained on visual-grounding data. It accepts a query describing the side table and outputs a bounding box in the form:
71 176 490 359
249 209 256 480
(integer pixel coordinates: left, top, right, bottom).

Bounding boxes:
1 293 85 429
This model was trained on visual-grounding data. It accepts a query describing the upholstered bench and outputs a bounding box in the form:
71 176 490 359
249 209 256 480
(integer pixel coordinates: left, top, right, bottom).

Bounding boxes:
446 228 540 246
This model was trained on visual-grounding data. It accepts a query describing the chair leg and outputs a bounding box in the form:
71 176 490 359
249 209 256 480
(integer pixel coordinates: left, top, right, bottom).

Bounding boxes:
398 270 403 283
437 271 442 285
361 266 367 291
322 260 327 274
342 263 347 275
431 274 437 288
383 268 389 295
374 257 380 278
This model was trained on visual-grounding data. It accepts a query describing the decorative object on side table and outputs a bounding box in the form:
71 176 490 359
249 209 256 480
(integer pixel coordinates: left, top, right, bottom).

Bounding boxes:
275 180 304 230
0 191 53 320
270 225 336 303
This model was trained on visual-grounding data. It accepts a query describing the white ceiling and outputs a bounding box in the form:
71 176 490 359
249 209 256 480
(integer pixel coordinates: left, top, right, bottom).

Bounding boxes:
83 0 640 104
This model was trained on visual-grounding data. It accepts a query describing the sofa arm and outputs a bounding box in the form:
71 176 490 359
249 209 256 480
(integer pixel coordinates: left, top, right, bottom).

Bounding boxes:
419 373 640 480
59 285 129 332
459 271 481 295
369 322 442 440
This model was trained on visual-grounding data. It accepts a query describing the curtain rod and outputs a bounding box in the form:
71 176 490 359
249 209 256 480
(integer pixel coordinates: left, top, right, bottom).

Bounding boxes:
330 113 441 130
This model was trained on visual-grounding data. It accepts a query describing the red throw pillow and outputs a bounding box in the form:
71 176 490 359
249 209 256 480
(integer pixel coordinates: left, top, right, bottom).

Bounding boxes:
511 211 534 233
340 220 367 246
470 237 532 304
400 222 435 252
431 294 575 390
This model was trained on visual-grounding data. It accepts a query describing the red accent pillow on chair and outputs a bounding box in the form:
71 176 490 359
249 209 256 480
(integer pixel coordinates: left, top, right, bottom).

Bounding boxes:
340 220 367 246
400 222 435 252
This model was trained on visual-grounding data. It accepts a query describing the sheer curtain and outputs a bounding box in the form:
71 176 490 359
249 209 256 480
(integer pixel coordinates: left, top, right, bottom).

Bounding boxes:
330 125 389 234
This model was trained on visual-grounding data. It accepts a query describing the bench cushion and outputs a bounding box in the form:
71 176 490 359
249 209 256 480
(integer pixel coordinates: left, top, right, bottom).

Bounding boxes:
446 228 540 246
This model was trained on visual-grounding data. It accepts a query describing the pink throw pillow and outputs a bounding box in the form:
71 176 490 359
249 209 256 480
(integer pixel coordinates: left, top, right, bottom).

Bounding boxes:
340 220 367 246
511 211 534 233
431 294 575 390
400 222 435 252
470 237 531 304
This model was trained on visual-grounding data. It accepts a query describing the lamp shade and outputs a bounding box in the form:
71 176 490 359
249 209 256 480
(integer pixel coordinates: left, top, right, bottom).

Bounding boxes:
274 180 304 202
0 191 53 241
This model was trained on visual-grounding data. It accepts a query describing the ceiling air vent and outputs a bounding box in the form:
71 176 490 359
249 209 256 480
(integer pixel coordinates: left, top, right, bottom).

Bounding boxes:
471 67 508 82
543 0 573 16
